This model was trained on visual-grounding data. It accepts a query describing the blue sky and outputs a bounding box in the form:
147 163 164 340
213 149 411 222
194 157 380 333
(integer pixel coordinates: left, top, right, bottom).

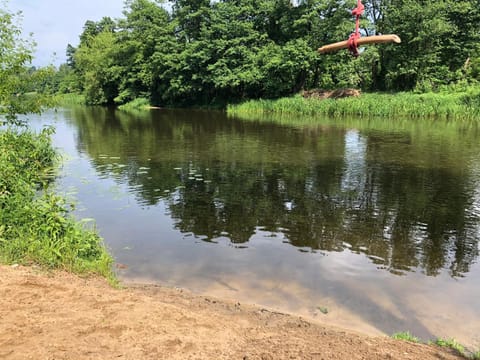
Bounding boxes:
8 0 125 66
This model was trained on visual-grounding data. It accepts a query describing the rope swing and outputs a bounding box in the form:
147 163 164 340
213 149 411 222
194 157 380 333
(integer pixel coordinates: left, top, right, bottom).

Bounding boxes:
348 0 365 57
318 0 401 56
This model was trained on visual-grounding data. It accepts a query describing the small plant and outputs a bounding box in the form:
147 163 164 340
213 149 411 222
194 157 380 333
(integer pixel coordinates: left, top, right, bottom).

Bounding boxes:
391 331 420 343
472 350 480 359
317 306 328 315
434 338 465 355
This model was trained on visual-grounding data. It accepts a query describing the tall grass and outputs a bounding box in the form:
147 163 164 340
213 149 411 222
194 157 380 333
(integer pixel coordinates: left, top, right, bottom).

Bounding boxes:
118 97 151 112
55 93 86 106
227 91 480 120
0 127 114 281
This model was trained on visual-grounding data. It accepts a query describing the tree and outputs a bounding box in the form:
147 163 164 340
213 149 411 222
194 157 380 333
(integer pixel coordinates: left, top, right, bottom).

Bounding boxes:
0 4 53 125
52 0 480 105
172 0 211 42
117 0 174 104
74 30 119 105
379 0 480 91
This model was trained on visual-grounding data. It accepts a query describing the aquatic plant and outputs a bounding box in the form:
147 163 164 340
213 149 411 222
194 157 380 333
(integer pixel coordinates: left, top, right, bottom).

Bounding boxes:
55 93 87 106
227 91 480 120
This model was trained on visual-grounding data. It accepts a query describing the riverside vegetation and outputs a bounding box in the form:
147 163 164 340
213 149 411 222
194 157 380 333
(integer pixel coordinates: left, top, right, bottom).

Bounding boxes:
0 5 114 280
37 0 480 113
227 89 480 119
0 129 113 280
2 2 480 355
392 332 480 359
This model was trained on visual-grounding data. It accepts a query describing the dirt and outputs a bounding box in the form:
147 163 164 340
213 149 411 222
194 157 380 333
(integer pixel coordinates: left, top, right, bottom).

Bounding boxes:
0 265 467 360
302 88 361 99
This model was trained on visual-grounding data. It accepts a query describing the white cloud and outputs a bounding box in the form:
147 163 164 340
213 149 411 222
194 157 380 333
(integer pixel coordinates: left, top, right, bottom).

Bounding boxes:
8 0 125 66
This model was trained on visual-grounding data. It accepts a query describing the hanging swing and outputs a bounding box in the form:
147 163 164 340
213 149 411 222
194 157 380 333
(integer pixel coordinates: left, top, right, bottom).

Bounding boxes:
318 0 401 56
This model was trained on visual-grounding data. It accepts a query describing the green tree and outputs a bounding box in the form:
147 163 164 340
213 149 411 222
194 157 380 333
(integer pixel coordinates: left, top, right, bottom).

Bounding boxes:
295 0 361 89
173 0 211 42
379 0 480 91
117 0 174 104
54 0 480 105
74 26 119 105
0 4 53 125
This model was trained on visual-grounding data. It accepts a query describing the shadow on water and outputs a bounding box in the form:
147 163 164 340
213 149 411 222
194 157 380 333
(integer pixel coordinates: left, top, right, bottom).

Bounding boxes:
41 106 480 346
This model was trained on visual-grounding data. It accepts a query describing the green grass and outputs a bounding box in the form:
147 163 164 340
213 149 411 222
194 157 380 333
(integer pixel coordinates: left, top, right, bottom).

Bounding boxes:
227 90 480 120
0 127 115 283
433 338 465 355
118 97 151 112
55 93 86 106
391 332 420 343
391 333 480 359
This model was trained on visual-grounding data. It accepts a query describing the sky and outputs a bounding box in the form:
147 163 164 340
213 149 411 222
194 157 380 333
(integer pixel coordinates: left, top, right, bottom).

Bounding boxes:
8 0 126 66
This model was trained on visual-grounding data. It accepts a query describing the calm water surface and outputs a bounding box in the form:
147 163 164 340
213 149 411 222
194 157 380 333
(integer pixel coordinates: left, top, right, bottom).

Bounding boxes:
32 107 480 348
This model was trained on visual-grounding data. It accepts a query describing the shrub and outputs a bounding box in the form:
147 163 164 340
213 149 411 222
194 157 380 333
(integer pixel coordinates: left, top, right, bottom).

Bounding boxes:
0 128 114 280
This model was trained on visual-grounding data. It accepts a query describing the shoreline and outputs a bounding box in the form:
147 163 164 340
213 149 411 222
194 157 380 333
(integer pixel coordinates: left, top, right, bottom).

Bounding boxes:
226 90 480 120
0 265 470 360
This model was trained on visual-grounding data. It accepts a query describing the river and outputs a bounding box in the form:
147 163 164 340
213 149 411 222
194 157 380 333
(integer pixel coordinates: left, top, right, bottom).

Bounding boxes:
31 107 480 349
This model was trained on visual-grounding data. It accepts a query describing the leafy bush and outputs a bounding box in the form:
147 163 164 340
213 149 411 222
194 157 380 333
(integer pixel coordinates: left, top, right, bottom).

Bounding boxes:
0 128 113 280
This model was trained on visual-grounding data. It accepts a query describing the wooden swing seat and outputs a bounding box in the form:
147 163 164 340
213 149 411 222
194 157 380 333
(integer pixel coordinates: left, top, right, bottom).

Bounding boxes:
318 34 401 54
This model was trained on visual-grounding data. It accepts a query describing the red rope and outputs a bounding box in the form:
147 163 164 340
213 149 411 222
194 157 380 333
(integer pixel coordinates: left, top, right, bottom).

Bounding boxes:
348 0 364 57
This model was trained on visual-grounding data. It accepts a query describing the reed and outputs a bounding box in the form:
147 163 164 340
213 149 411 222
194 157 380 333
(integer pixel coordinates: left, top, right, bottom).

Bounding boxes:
227 90 480 120
55 93 86 106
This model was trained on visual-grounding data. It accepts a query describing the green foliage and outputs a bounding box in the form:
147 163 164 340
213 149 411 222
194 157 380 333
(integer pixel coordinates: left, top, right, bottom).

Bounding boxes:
0 129 114 280
379 0 480 91
55 93 86 106
433 338 465 355
118 97 150 111
0 2 115 281
228 91 480 119
0 4 54 125
74 30 119 105
391 332 420 343
51 0 480 106
461 89 480 108
392 334 477 357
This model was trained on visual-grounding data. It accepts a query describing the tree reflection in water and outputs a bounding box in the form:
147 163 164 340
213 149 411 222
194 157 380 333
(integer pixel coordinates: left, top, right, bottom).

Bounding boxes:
69 107 480 278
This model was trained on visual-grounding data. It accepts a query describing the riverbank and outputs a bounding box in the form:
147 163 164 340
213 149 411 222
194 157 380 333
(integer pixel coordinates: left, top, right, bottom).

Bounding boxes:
0 128 113 281
227 89 480 119
0 265 470 360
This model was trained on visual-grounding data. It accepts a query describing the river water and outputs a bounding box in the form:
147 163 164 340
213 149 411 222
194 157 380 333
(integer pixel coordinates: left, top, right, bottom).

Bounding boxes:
31 107 480 349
